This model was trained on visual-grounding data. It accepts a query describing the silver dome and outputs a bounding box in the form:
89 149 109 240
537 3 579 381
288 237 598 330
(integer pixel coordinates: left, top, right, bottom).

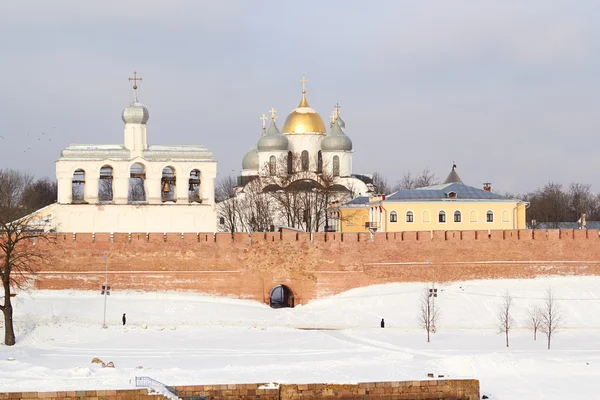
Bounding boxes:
242 146 259 170
321 120 352 151
121 101 149 124
257 121 289 151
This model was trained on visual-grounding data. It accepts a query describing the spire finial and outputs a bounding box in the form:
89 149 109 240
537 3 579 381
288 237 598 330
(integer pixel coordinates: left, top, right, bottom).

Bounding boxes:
452 161 457 170
269 108 277 121
260 113 267 129
330 112 336 124
128 71 143 101
335 102 341 118
300 74 308 94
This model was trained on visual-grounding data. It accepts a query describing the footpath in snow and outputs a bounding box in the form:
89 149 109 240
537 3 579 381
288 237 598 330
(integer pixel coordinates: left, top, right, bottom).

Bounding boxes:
1 276 599 400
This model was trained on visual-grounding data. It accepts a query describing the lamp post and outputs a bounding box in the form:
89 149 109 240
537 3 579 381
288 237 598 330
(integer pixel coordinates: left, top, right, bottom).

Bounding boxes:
101 255 110 328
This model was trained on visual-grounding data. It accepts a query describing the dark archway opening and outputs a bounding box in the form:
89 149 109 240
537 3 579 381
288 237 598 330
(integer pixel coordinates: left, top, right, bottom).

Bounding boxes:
269 285 294 309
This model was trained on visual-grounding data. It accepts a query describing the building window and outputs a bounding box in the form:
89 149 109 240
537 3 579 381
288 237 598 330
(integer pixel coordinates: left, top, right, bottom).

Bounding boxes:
438 211 446 223
406 211 414 223
301 150 309 171
333 155 340 177
469 210 478 223
269 155 276 176
317 151 323 173
390 211 398 223
486 210 494 223
161 166 176 203
219 217 225 225
454 211 461 223
99 166 113 203
287 151 293 174
128 163 147 203
71 169 86 203
502 209 510 223
188 169 201 203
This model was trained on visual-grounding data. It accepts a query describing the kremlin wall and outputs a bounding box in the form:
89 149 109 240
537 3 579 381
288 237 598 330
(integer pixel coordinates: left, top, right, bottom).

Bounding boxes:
28 228 600 305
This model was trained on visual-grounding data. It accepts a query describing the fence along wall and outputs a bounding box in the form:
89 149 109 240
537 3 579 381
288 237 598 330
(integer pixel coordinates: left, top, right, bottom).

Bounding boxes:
30 229 600 304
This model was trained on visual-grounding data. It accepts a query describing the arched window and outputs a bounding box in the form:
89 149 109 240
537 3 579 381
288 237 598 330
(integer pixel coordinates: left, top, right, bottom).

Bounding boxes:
469 210 478 223
454 211 461 223
486 210 494 223
188 169 201 203
71 169 86 203
161 166 176 203
98 166 113 203
438 210 446 223
269 155 276 176
390 211 398 223
317 151 323 173
128 163 146 203
422 210 431 223
333 155 340 177
301 150 309 171
502 209 510 223
287 151 293 174
406 211 414 223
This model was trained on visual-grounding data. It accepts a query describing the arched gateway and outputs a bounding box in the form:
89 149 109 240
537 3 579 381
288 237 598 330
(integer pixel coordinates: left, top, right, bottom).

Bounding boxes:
269 285 294 308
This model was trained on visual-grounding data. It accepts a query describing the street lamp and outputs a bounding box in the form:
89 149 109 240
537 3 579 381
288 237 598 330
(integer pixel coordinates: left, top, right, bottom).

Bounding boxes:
100 255 110 328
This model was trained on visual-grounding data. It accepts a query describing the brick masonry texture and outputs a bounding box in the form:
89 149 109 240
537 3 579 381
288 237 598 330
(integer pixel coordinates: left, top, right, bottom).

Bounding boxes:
0 379 479 399
23 229 600 304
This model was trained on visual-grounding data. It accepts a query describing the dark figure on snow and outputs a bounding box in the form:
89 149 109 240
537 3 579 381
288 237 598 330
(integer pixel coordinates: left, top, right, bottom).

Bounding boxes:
122 313 126 326
380 318 385 328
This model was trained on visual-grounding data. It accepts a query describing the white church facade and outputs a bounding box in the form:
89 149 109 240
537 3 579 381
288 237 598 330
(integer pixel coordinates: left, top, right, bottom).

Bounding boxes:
36 73 217 233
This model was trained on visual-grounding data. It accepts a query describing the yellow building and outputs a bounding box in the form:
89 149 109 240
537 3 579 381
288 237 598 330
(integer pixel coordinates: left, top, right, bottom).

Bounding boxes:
328 196 371 233
331 168 528 233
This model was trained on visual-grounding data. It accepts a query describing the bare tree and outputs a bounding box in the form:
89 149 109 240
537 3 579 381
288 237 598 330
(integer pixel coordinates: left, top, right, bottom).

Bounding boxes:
395 168 439 191
418 285 439 343
0 170 49 346
540 288 563 350
371 172 390 195
527 305 542 341
497 291 514 347
216 176 242 234
21 178 57 210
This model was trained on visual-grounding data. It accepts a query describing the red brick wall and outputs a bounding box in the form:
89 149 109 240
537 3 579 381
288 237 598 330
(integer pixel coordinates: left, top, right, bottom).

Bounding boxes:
1 379 479 400
27 230 600 304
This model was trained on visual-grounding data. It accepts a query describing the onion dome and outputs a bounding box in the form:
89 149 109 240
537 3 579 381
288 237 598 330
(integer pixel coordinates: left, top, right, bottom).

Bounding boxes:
242 146 259 170
321 119 352 151
257 118 289 151
282 77 326 134
121 86 149 124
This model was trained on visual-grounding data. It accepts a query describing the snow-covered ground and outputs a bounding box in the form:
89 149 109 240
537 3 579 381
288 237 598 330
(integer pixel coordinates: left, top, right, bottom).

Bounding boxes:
1 276 600 400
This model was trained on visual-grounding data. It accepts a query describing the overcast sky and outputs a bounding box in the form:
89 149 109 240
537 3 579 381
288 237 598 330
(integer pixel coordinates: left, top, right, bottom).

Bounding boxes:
1 1 599 194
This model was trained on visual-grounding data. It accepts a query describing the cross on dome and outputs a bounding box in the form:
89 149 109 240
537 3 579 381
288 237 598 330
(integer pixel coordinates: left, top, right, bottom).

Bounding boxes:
335 102 341 117
269 108 277 120
128 71 143 90
260 113 267 129
300 74 308 94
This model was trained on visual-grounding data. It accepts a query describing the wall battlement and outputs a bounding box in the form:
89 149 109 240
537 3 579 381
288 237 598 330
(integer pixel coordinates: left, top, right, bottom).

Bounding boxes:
46 229 600 245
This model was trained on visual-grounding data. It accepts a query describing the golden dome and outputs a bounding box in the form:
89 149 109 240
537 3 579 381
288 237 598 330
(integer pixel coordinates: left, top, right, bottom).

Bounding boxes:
281 91 326 134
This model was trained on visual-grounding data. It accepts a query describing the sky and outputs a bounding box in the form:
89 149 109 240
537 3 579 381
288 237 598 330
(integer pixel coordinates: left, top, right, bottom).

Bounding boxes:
0 0 599 194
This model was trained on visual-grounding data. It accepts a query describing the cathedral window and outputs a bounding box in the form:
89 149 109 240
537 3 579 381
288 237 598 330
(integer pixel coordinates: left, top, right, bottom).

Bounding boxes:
406 211 414 223
438 210 446 223
333 156 340 177
390 211 398 223
188 169 201 203
269 156 277 176
486 210 494 223
161 166 176 203
317 151 323 173
454 211 461 223
98 166 113 203
71 169 86 203
287 151 293 174
128 163 147 203
301 151 309 171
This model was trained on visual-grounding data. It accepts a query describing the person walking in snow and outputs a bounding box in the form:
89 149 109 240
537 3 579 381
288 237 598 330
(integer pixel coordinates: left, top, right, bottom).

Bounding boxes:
122 313 126 326
380 318 385 328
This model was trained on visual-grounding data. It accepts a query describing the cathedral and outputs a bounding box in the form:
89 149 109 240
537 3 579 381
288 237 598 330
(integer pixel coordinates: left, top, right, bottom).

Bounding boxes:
218 77 373 233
